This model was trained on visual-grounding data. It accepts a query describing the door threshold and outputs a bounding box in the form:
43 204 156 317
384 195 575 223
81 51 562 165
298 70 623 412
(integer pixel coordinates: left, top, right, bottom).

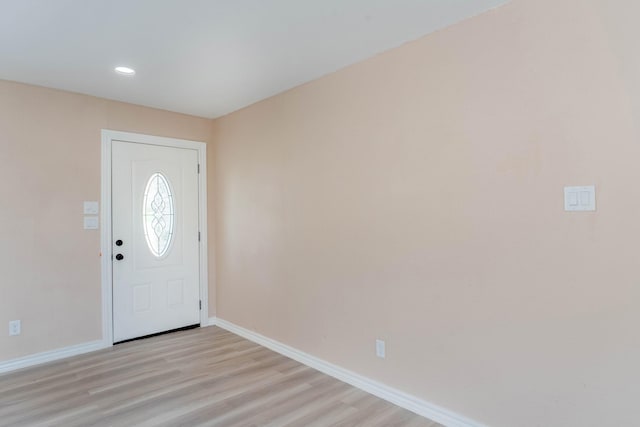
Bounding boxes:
114 324 200 345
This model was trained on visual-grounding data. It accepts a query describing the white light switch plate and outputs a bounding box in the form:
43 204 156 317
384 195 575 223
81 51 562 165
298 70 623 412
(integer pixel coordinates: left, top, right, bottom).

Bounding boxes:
84 216 99 230
83 201 99 215
564 186 596 211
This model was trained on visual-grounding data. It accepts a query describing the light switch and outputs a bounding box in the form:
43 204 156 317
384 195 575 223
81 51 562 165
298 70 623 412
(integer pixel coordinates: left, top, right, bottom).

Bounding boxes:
580 191 590 206
84 216 99 230
564 186 596 211
84 201 99 215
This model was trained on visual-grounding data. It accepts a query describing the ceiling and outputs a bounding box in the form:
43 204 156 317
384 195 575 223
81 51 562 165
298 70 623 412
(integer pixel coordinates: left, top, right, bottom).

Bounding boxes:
0 0 509 118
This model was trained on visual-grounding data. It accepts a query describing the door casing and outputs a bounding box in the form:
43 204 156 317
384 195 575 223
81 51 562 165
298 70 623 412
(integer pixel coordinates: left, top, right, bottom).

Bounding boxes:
101 130 209 346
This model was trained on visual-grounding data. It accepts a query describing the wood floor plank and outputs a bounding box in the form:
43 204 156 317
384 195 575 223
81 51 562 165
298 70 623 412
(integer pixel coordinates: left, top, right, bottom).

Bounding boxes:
0 326 441 427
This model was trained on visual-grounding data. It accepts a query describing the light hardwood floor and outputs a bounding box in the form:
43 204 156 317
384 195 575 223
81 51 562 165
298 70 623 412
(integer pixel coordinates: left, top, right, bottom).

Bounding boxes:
0 327 441 427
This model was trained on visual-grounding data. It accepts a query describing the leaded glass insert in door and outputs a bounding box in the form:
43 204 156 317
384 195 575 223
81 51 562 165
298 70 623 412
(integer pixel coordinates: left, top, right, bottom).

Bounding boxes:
142 172 175 257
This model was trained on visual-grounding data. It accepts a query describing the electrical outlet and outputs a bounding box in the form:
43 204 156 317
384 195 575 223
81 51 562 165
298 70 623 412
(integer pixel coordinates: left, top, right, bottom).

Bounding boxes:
9 320 21 336
375 339 386 359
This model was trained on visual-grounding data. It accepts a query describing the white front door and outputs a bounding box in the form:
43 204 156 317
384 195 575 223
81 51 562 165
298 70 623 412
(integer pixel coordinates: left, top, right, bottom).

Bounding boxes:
112 140 200 343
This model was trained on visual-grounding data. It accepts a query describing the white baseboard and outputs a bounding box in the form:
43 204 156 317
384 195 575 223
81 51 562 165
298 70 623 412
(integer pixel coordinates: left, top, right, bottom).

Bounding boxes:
210 317 485 427
0 339 109 375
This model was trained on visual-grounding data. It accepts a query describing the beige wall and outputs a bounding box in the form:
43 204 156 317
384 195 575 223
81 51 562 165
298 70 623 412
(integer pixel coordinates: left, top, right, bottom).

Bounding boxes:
0 80 214 361
212 0 640 426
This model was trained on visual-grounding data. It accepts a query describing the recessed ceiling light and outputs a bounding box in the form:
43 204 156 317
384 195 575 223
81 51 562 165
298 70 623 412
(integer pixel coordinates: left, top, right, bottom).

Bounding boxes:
115 66 135 76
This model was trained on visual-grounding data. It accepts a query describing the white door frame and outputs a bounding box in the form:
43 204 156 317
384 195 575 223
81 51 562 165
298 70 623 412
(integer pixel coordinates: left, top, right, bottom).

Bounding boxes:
100 130 209 346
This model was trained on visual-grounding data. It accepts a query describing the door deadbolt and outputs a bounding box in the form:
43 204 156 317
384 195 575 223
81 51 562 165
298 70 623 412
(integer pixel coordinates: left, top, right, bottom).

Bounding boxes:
115 239 123 246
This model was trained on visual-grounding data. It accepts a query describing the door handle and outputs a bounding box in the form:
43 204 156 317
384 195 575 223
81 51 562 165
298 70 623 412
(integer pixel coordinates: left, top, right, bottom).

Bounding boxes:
115 254 124 261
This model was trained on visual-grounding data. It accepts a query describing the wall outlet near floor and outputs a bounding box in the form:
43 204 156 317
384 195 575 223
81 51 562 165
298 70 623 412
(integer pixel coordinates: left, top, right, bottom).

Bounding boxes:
9 320 21 336
375 339 386 359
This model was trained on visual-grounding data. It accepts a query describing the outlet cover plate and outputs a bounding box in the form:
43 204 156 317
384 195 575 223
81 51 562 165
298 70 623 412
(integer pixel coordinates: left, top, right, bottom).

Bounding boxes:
9 320 21 336
376 339 386 359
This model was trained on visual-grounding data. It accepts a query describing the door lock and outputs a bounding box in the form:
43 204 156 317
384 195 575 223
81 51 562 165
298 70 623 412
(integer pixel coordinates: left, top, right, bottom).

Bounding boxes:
115 254 124 261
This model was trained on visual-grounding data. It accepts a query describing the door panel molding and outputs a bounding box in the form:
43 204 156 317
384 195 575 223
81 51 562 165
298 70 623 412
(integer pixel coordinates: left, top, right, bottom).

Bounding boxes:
101 130 209 346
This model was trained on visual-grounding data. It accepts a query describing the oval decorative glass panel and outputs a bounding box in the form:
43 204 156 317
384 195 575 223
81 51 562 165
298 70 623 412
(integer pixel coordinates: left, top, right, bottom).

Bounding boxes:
143 173 175 257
